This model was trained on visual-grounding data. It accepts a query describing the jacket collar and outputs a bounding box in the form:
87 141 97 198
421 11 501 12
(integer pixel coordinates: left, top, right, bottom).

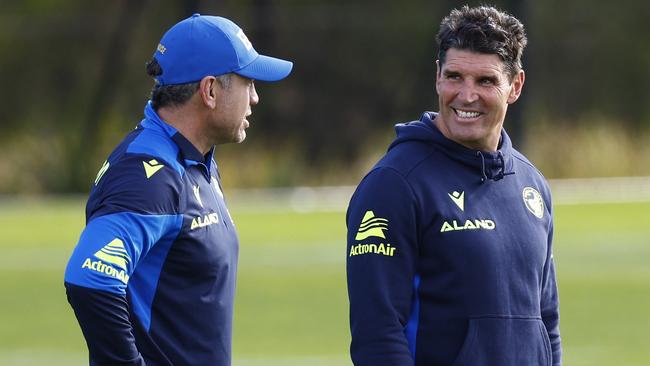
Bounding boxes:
142 101 217 177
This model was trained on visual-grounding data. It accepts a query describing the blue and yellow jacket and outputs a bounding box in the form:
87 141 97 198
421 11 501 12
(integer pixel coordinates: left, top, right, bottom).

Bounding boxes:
346 112 561 366
64 102 239 366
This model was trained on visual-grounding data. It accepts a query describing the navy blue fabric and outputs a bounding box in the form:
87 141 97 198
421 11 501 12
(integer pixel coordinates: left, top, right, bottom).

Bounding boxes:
65 102 239 366
346 112 561 366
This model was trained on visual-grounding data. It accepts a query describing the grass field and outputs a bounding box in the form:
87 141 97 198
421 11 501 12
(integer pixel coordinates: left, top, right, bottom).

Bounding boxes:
0 196 648 365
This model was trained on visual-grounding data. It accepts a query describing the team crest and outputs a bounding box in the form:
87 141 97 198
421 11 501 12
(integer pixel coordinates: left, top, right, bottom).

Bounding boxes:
522 187 544 219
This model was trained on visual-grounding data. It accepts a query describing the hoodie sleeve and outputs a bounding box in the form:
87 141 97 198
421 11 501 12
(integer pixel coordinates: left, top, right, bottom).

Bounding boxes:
541 218 562 365
64 156 183 365
346 167 419 366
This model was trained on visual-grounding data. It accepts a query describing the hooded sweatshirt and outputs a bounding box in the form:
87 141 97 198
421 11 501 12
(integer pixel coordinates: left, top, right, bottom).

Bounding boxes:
346 112 561 366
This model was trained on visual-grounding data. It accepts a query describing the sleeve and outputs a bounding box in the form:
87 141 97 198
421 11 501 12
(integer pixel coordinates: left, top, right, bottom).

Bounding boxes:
541 207 562 365
63 156 184 365
346 167 419 366
66 283 145 366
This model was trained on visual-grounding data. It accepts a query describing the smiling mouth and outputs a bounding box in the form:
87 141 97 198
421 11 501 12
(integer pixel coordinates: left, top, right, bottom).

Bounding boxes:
452 108 482 119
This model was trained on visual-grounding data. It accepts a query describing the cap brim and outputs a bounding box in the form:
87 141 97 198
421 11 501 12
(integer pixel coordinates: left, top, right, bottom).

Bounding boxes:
235 54 293 82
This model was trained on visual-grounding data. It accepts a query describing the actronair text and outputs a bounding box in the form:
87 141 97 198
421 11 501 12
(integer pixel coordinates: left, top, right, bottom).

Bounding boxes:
81 258 130 284
349 243 396 257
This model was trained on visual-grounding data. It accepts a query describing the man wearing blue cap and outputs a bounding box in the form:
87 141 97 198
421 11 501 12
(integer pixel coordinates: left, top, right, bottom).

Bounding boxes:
64 14 292 365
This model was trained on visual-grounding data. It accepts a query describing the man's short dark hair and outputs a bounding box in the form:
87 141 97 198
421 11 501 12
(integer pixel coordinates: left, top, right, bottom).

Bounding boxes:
146 58 200 110
145 59 233 110
436 5 527 80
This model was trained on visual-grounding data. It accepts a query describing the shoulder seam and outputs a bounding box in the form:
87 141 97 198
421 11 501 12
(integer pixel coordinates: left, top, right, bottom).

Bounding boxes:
366 166 422 214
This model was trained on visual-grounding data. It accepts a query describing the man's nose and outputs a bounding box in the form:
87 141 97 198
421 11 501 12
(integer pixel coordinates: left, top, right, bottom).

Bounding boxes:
250 83 259 105
457 81 479 103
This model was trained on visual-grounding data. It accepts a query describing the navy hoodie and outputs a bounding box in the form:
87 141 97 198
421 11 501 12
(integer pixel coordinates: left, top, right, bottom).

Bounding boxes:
346 112 561 366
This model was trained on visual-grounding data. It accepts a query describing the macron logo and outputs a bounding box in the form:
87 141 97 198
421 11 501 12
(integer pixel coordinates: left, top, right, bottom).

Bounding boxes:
143 159 164 179
448 191 465 211
193 185 203 207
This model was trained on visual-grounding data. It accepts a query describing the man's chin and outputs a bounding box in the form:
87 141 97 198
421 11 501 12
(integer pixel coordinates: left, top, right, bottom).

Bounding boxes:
234 132 246 144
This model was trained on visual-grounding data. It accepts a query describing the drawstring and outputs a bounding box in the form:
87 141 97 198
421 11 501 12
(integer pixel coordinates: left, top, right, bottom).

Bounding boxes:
476 151 515 183
493 151 515 181
476 151 488 183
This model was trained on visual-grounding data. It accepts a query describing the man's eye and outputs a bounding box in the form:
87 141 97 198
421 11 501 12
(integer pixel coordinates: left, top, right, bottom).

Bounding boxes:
480 78 495 85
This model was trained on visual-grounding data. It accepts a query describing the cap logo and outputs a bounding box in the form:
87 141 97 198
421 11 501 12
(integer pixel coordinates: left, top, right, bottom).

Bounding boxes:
236 29 253 51
157 43 166 54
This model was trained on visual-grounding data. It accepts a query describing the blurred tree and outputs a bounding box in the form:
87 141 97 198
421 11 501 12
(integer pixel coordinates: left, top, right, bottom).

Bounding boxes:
0 0 648 192
71 0 150 190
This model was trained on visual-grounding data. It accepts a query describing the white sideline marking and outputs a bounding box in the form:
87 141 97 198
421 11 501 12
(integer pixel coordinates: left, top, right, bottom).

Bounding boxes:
227 176 650 211
549 176 650 205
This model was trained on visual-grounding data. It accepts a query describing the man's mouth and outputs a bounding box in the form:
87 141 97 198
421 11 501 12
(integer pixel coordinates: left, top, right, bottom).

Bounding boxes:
452 108 482 119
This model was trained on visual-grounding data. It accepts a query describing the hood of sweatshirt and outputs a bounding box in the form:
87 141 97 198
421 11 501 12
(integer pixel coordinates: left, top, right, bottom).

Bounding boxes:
389 111 515 183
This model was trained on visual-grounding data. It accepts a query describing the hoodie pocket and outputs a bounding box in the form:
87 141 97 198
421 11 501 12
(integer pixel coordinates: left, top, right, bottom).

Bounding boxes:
451 317 551 366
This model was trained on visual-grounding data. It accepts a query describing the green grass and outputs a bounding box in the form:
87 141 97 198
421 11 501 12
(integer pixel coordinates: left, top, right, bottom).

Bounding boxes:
553 203 650 366
0 197 648 365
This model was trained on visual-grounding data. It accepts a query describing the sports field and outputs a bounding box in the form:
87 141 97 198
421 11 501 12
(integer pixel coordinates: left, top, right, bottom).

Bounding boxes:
0 196 648 365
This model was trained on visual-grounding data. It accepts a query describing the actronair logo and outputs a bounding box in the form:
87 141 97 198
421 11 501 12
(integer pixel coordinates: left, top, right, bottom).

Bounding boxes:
93 238 130 270
81 238 131 284
349 243 396 257
350 210 396 258
355 211 388 240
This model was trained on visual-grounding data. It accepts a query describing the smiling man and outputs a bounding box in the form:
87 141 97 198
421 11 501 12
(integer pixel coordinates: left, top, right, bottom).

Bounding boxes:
346 5 561 366
64 14 292 366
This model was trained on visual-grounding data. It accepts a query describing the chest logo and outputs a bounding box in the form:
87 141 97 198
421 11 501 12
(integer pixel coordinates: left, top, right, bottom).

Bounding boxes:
440 219 496 232
143 159 164 179
448 191 465 211
191 213 219 230
193 185 204 207
523 187 544 219
355 211 388 240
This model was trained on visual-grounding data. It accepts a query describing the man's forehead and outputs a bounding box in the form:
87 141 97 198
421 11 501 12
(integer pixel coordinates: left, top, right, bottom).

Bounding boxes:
441 48 506 75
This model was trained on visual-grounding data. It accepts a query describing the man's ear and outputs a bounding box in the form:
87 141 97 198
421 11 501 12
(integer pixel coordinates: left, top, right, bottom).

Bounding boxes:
199 76 218 109
507 69 525 104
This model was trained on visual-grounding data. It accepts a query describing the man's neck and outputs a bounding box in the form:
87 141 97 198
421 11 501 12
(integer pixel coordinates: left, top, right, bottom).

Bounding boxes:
157 106 212 155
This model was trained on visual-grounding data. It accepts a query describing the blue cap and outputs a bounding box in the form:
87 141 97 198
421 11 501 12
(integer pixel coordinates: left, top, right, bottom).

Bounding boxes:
153 14 293 85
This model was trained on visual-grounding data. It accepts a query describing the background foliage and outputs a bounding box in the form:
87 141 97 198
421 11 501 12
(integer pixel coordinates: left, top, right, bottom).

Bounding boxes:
0 0 649 193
